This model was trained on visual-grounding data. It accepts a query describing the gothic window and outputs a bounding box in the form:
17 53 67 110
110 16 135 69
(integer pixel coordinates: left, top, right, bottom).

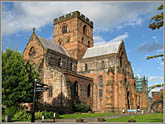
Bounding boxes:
124 77 127 83
83 25 87 35
101 61 104 68
67 60 69 69
99 89 103 99
87 84 90 97
70 62 72 71
58 58 61 67
62 26 67 34
73 81 78 97
49 85 53 97
99 75 103 86
29 47 36 57
85 64 88 71
88 41 90 47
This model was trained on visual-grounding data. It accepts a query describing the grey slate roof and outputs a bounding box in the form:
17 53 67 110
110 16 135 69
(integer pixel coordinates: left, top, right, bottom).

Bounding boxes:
37 36 70 57
83 41 122 59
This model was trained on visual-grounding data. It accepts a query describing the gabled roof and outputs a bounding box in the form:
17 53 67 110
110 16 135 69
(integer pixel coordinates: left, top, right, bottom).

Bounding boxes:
83 41 122 59
37 36 70 57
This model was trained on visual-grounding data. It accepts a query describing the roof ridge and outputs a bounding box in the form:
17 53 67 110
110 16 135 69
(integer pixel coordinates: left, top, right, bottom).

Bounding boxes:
88 40 122 50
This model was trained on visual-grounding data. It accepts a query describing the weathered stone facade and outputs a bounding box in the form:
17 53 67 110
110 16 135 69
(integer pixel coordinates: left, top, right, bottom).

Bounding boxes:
23 11 148 113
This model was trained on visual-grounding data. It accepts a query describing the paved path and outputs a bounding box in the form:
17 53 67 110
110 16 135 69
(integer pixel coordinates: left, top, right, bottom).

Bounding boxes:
34 113 136 122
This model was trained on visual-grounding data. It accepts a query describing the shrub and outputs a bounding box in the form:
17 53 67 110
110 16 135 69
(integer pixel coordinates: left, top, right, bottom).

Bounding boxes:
13 110 31 121
35 111 43 120
73 103 90 113
5 106 22 115
44 111 60 119
128 116 136 122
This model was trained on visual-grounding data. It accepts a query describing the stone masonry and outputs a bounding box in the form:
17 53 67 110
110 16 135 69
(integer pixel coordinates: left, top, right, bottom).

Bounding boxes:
23 11 148 113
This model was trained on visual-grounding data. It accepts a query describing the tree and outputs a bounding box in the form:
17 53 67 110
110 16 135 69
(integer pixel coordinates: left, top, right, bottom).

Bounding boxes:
148 4 163 30
2 48 39 114
146 4 164 60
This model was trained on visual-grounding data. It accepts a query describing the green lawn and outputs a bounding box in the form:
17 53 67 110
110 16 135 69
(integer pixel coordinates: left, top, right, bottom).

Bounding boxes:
59 113 118 119
106 113 163 122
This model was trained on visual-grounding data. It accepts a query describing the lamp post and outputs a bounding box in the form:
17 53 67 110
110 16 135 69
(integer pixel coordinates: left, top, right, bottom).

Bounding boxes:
31 79 37 122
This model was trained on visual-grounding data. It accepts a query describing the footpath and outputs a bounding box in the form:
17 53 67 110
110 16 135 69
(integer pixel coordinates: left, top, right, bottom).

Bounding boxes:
35 113 135 122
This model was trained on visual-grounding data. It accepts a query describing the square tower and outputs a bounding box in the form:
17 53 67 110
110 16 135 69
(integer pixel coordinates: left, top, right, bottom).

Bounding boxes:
53 11 94 60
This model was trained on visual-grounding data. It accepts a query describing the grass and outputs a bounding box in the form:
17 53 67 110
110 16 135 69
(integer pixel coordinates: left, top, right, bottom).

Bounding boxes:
106 113 163 122
59 113 118 119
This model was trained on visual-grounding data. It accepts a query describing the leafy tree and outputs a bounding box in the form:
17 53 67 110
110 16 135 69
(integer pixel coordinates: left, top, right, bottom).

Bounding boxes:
146 4 164 60
2 48 38 114
148 4 163 30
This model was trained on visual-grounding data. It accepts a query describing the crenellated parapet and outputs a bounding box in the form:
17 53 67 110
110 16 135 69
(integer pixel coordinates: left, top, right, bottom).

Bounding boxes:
54 11 93 28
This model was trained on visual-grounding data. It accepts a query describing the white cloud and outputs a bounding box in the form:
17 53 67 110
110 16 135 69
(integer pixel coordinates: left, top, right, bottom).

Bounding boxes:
117 25 123 30
152 36 157 39
110 32 128 42
94 32 128 46
2 2 161 35
93 35 106 46
148 76 163 82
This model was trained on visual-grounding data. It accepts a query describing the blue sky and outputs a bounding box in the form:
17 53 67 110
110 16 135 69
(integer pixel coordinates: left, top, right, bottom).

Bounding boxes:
2 2 163 92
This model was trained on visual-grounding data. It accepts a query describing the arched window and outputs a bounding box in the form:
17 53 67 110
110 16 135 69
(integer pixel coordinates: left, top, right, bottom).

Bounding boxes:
85 64 88 71
29 47 36 57
87 84 90 97
73 81 78 97
58 58 61 67
70 62 72 71
88 41 90 47
99 89 103 99
101 61 104 68
49 85 53 97
83 25 87 35
62 26 67 34
99 75 103 86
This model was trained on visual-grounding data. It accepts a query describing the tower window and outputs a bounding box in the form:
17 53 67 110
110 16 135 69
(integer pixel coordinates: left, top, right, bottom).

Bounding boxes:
99 75 103 86
88 41 90 47
101 61 104 68
82 37 84 43
83 25 87 35
66 36 70 43
62 26 67 34
85 64 88 71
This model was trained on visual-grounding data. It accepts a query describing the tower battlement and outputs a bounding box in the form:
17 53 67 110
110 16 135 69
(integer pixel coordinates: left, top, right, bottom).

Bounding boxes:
54 11 93 28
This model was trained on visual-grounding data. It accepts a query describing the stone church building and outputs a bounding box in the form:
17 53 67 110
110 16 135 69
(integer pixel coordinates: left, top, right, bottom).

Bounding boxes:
23 11 148 113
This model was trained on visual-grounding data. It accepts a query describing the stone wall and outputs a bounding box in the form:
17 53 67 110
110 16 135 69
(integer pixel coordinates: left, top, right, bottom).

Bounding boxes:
53 11 94 60
23 32 45 81
77 43 142 113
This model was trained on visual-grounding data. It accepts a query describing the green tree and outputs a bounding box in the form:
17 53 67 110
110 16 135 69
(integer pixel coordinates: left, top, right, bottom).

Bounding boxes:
146 4 164 60
2 48 38 114
148 4 163 30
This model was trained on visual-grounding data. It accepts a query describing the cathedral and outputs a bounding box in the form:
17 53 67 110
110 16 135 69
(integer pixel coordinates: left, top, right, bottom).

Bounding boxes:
23 11 148 113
